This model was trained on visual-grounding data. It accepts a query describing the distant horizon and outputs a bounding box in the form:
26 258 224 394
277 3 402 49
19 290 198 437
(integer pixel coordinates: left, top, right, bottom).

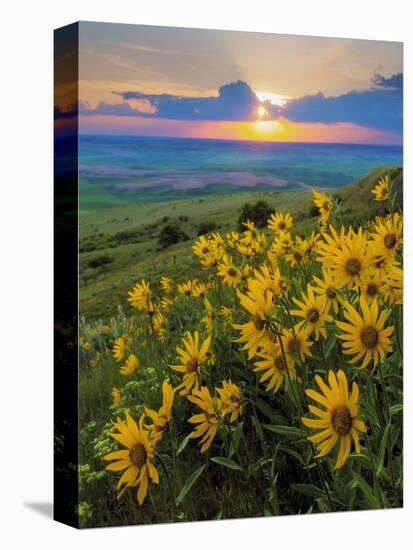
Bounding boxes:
78 132 403 148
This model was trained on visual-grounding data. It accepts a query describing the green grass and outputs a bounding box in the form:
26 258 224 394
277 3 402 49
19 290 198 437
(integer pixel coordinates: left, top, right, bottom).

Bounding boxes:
79 166 402 319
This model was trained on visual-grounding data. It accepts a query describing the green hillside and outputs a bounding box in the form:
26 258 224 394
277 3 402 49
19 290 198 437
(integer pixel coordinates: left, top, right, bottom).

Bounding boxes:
79 165 402 319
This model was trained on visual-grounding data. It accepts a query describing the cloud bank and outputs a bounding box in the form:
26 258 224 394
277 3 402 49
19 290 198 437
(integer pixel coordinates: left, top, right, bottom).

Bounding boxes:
78 73 402 134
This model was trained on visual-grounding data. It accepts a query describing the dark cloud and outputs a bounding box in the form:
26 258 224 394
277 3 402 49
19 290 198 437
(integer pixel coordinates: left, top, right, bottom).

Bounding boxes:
79 73 402 133
80 81 279 121
282 86 402 132
371 71 403 89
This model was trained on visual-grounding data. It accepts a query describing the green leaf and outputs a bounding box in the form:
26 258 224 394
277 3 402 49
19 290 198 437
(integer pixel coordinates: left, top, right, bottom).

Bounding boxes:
251 416 264 443
352 471 380 509
278 444 308 466
291 484 326 499
176 433 192 456
211 456 243 471
390 403 403 417
254 397 279 421
229 421 243 458
263 424 303 439
175 464 206 506
377 421 392 476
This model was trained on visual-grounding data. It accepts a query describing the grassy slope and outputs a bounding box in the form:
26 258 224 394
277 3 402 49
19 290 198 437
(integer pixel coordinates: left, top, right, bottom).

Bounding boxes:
79 165 402 319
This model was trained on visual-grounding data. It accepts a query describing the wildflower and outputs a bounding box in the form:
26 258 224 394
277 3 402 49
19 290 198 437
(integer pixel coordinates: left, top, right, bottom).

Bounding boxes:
280 324 313 364
233 280 275 359
372 174 390 201
202 297 215 332
111 387 122 406
311 269 344 314
145 379 175 438
217 380 242 422
177 279 197 296
320 227 371 289
103 411 159 505
160 276 173 293
336 296 394 369
369 213 402 262
254 342 295 393
291 284 333 340
187 387 220 453
112 336 128 362
169 331 212 395
120 354 138 376
192 281 210 298
382 262 403 305
312 189 333 224
302 370 366 469
217 255 242 287
128 279 152 311
152 311 167 341
267 211 293 233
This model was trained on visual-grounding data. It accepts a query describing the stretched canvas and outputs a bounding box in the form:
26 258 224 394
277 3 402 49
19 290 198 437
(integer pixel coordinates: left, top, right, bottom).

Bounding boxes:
54 21 403 528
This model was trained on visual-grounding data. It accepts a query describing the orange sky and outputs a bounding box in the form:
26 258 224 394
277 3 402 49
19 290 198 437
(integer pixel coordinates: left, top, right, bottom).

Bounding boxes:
79 115 402 145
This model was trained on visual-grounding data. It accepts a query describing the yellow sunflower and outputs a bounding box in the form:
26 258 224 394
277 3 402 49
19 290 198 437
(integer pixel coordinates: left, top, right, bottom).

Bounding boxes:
103 411 159 505
382 262 403 305
280 324 313 364
169 331 212 395
111 387 122 407
217 255 242 287
187 386 220 453
312 189 333 223
128 279 152 311
369 213 402 261
336 296 394 369
177 279 197 296
291 284 333 340
311 269 344 314
324 227 371 289
120 353 138 376
254 342 295 393
233 280 275 359
216 380 243 422
112 336 128 362
202 297 215 333
160 276 172 293
145 379 175 439
302 370 366 469
267 211 293 233
152 311 167 341
371 174 390 201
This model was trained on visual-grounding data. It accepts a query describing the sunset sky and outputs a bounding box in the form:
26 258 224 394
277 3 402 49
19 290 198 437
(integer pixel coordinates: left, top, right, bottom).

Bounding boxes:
70 22 403 144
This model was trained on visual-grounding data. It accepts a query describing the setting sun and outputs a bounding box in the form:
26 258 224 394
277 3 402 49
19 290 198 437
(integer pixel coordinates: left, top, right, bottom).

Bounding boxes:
257 105 267 118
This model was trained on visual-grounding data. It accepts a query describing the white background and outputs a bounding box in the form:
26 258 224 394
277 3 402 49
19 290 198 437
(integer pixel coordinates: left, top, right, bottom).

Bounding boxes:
1 0 411 548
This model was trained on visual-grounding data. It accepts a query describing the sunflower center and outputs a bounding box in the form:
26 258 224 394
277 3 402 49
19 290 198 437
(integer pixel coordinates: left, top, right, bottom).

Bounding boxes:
345 258 361 276
253 315 266 331
129 443 147 467
228 268 237 277
202 246 209 254
326 288 336 299
186 357 199 373
331 405 352 436
307 308 320 323
384 233 396 250
274 355 286 371
287 336 301 354
322 201 330 211
231 395 240 404
366 283 378 296
293 251 302 262
278 221 286 230
360 326 378 349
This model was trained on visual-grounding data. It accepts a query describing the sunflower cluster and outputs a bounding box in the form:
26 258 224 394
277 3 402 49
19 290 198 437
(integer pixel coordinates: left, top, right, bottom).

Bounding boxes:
85 173 402 516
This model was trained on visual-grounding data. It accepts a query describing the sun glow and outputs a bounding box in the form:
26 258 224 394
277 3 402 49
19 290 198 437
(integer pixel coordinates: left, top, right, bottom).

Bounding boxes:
257 105 267 118
256 90 290 107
